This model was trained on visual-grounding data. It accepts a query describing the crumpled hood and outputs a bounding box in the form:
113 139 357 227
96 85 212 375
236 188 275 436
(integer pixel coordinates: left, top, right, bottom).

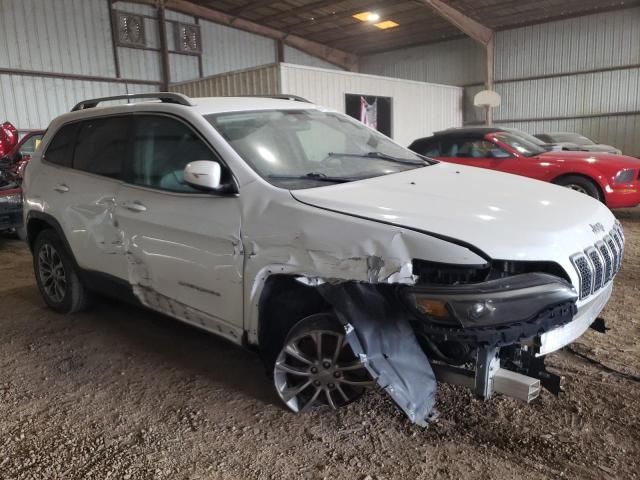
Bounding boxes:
291 162 616 261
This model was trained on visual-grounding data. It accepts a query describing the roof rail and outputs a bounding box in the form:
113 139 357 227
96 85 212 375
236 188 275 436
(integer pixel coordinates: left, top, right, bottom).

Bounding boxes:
264 94 311 103
71 92 193 112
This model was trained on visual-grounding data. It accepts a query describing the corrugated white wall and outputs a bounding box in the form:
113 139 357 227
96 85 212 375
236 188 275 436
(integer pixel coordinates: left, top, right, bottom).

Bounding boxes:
0 74 155 130
0 0 159 129
280 64 462 146
359 38 484 87
283 46 344 71
489 7 640 155
495 9 640 80
0 0 116 77
114 2 163 83
200 21 276 77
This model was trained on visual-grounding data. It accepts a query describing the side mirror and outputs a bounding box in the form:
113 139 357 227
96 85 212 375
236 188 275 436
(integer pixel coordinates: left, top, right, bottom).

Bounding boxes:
489 149 512 159
184 160 222 191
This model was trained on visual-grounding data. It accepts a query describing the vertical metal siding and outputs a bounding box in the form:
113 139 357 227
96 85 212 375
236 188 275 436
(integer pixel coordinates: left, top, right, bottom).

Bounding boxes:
169 64 280 98
111 1 156 17
169 54 200 83
114 7 163 82
165 10 195 23
492 68 640 121
0 0 116 77
359 38 485 86
496 8 640 81
283 46 344 71
486 7 640 157
199 20 276 76
280 64 463 146
0 74 156 129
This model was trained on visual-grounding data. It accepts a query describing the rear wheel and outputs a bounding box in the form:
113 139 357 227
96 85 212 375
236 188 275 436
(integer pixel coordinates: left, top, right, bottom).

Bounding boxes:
554 175 602 201
33 229 91 313
273 313 374 413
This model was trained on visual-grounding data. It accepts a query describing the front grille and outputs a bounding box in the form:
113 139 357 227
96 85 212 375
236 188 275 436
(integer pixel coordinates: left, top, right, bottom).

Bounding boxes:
597 241 613 282
571 224 625 300
586 248 603 292
571 254 593 299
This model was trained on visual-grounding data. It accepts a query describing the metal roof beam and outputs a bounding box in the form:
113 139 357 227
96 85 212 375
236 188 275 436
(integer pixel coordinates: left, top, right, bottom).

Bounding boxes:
415 0 493 47
415 0 495 124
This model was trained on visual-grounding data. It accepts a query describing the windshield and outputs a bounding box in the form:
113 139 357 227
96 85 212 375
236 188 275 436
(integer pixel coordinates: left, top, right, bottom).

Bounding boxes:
206 109 429 189
503 128 548 147
493 132 546 157
549 133 594 145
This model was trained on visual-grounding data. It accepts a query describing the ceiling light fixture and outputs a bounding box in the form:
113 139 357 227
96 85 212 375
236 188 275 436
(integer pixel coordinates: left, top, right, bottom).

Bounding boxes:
353 11 381 22
374 20 399 29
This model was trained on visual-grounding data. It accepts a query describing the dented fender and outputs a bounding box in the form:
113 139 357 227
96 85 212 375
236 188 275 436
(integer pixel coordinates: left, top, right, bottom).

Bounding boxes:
240 183 487 344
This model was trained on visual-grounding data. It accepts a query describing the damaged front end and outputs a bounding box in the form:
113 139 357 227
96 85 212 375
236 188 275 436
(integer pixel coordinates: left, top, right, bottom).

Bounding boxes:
316 265 578 426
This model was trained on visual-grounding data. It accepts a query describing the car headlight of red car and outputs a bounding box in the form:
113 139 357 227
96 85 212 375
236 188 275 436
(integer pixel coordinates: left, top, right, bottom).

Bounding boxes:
614 168 636 184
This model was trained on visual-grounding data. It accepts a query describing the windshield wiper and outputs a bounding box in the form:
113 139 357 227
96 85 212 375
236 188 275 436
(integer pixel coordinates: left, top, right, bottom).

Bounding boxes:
328 151 428 166
268 172 354 183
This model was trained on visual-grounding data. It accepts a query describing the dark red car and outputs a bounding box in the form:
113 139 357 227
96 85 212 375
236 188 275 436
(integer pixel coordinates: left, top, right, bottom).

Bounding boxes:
409 127 640 208
0 130 45 178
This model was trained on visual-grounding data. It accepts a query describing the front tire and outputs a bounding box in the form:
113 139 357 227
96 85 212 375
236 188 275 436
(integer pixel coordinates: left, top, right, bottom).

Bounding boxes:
273 313 374 413
33 229 91 313
554 175 602 201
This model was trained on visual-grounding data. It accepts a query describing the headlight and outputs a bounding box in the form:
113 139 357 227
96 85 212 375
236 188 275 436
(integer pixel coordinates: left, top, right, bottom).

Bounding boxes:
614 168 635 184
0 193 21 205
406 273 577 328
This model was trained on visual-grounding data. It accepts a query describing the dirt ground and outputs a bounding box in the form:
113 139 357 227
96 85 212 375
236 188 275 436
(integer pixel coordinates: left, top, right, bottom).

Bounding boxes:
1 210 639 480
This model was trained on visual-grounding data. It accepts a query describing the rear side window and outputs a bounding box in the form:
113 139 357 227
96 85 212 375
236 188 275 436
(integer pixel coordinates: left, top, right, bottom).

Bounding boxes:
128 115 217 193
412 139 440 157
44 125 77 167
73 116 130 179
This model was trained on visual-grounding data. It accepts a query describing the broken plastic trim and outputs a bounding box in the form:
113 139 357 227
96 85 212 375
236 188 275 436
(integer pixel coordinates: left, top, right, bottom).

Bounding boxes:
406 273 578 328
319 283 437 427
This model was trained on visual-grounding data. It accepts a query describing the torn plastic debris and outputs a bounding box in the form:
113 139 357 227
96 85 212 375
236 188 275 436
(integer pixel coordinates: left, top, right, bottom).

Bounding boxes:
319 283 437 426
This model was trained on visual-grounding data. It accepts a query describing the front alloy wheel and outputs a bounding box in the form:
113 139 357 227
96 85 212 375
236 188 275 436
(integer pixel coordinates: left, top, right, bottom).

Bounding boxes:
274 313 374 413
38 243 67 303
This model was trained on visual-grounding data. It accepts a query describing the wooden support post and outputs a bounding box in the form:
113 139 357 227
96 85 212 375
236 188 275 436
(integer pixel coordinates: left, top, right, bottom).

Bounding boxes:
107 0 121 79
127 0 358 71
486 35 495 125
276 39 285 63
416 0 496 125
158 2 171 91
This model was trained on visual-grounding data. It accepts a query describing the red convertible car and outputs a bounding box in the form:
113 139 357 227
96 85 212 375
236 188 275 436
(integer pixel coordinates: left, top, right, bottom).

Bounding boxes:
409 127 640 209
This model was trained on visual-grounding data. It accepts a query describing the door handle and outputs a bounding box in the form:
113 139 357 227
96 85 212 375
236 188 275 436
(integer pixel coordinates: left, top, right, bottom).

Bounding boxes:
122 201 147 213
54 184 69 193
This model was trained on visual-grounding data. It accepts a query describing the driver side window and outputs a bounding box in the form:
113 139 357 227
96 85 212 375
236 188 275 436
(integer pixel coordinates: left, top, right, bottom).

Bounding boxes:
442 139 510 159
129 115 216 193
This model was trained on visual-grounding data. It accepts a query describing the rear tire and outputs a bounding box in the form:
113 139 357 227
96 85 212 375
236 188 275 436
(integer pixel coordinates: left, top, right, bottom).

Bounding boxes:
33 229 92 313
554 175 602 201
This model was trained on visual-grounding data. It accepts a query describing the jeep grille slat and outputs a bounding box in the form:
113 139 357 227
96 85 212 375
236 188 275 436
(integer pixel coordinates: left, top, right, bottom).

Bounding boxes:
570 226 624 300
586 248 603 292
597 241 613 283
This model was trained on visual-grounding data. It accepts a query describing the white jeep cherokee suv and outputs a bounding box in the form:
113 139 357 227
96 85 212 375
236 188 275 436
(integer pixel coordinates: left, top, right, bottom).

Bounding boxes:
24 93 623 425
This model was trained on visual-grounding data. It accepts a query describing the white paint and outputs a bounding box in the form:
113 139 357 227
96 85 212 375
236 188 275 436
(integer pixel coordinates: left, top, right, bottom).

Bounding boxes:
25 95 616 347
